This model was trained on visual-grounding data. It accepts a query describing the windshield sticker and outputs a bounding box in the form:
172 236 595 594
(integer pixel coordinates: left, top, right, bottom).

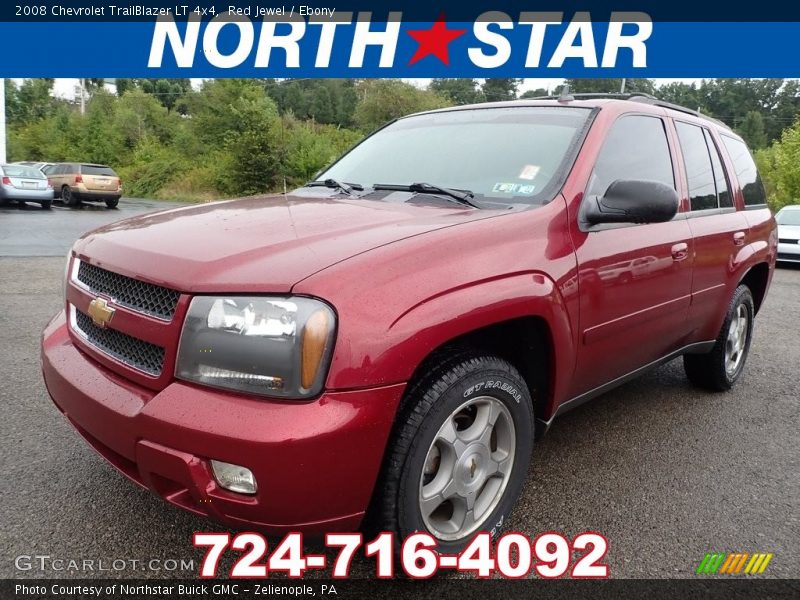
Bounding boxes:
492 183 536 195
518 165 541 180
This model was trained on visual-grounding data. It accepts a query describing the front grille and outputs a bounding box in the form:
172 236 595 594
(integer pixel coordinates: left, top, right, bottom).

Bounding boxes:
777 252 800 261
778 238 799 245
76 261 180 320
74 309 165 376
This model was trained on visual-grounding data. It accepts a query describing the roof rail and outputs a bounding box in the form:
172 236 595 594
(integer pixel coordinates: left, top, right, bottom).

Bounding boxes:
628 96 732 130
522 92 658 101
521 91 732 131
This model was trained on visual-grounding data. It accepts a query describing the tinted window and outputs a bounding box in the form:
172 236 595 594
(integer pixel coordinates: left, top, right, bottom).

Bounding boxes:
587 115 674 197
81 165 116 176
675 122 717 211
321 107 591 204
42 165 57 174
704 130 732 208
721 135 767 206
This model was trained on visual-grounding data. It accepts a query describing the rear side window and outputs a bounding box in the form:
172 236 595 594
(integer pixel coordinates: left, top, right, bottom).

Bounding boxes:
704 130 732 208
587 115 674 197
721 135 768 207
81 165 117 176
675 122 717 211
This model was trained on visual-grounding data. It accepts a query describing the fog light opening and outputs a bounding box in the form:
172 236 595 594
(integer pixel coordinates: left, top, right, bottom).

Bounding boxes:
210 460 258 495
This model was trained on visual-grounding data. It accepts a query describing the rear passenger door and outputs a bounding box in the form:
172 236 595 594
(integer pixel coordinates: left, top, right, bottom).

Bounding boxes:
571 114 695 396
673 121 749 337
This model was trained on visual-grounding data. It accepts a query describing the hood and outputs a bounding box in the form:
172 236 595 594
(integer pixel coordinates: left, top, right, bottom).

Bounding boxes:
73 193 500 293
778 224 800 239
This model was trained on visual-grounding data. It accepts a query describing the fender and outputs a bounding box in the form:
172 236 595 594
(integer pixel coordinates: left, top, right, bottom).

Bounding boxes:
327 270 575 420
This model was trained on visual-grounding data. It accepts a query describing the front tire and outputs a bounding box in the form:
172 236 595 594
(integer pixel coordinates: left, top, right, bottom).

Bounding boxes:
377 353 534 554
684 284 755 391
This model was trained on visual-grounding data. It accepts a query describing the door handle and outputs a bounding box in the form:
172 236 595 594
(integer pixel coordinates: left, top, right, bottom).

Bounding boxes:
671 242 689 262
733 231 746 246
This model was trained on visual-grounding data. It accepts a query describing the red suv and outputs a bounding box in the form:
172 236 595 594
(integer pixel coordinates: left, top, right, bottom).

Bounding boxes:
42 96 777 551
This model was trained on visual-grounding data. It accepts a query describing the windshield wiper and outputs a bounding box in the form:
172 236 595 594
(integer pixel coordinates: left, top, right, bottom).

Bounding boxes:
373 182 480 209
306 179 364 195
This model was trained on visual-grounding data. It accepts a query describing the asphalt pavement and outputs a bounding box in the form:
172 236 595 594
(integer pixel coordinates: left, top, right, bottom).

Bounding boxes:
0 198 798 579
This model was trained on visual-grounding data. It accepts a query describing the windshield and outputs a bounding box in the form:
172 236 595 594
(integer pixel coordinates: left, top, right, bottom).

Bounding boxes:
319 106 591 204
777 209 800 226
2 165 45 179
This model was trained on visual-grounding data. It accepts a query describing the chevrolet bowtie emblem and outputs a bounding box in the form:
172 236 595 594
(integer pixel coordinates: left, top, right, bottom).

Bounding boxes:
87 297 115 328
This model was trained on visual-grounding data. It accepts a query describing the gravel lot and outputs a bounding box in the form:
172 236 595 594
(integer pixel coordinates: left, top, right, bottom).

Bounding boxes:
1 198 798 579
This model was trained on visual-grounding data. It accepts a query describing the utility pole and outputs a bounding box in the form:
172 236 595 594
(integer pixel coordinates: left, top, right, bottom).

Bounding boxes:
620 78 627 94
79 78 86 115
0 78 6 163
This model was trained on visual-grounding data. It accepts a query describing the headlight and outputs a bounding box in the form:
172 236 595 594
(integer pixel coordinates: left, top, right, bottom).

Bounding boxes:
176 296 336 399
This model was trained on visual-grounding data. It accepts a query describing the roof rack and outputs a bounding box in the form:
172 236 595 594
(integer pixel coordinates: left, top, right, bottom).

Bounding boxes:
523 91 658 102
523 89 731 131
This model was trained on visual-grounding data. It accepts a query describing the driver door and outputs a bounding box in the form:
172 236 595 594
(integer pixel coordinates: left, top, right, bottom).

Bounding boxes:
569 114 694 397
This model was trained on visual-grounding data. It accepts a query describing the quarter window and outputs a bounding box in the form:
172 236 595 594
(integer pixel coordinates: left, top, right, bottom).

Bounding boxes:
588 115 675 197
721 135 768 207
675 122 717 211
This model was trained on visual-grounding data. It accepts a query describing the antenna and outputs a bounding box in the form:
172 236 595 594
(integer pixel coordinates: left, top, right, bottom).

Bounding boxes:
558 84 574 103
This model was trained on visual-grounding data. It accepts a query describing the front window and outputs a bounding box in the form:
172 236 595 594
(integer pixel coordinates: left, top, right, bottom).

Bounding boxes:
319 106 592 205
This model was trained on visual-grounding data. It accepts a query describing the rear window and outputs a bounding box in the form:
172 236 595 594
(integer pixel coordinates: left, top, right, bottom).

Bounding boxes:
1 165 45 179
720 136 767 207
81 165 117 176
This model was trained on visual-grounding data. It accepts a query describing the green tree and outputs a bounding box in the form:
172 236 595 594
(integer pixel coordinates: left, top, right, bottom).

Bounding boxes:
6 79 56 124
481 78 521 102
737 111 768 150
564 78 655 95
353 80 450 132
757 117 800 211
519 88 550 99
429 79 483 105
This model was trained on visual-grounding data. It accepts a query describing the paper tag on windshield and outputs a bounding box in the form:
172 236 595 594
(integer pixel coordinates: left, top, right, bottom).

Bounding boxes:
519 165 541 180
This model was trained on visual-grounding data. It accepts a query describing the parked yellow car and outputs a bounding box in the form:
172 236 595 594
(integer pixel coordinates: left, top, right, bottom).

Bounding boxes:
44 163 122 208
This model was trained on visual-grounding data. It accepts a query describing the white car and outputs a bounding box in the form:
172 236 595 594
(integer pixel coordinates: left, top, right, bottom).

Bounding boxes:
776 205 800 264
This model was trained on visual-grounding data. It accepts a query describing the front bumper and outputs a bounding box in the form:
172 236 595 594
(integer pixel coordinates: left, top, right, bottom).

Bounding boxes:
42 310 405 534
777 240 800 263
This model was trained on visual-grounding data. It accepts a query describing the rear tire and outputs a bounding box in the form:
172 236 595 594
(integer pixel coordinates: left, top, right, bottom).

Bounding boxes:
375 352 534 554
105 197 119 209
683 284 754 391
62 186 79 207
40 200 52 210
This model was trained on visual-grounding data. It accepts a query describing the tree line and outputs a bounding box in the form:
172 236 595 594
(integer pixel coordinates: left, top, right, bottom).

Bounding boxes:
3 78 799 209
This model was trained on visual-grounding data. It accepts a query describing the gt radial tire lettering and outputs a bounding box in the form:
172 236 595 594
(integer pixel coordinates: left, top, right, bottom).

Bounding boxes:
464 380 523 402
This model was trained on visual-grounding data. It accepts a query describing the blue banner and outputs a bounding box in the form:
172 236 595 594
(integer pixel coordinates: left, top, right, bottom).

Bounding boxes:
0 15 797 77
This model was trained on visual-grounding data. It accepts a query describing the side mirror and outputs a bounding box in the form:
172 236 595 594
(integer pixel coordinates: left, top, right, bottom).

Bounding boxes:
584 179 679 226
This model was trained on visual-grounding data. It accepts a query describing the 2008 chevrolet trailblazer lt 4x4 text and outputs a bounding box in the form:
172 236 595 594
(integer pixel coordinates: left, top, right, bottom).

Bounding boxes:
42 95 777 551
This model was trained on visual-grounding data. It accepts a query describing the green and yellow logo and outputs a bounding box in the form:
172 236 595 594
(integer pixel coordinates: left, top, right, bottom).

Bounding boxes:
696 552 774 575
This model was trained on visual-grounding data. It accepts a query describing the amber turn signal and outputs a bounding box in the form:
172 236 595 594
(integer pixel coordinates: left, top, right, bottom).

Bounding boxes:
301 309 331 390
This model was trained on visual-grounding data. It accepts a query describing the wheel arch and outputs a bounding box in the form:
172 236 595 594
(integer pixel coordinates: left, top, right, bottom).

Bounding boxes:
739 261 770 314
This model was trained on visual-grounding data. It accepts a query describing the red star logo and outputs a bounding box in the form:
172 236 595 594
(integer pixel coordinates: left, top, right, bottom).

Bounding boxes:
407 13 466 66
